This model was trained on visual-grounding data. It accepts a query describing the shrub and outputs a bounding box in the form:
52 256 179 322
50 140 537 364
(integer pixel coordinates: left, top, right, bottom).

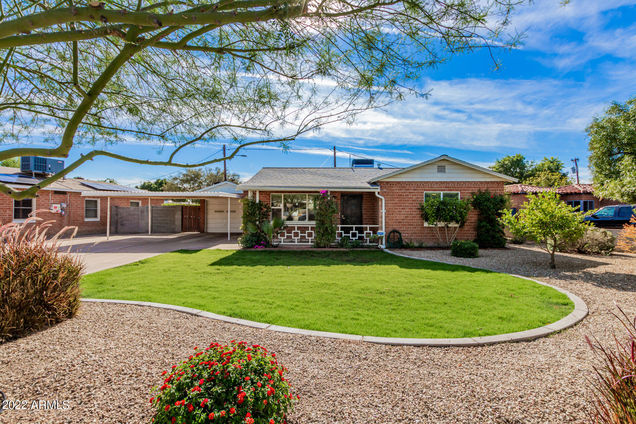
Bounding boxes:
150 341 297 424
586 306 636 424
239 199 284 248
314 190 338 248
0 218 83 342
616 217 636 253
576 227 615 255
471 190 508 248
450 240 479 258
419 197 471 246
500 191 589 268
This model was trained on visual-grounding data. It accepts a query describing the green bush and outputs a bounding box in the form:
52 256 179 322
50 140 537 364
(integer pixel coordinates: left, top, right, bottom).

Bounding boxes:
1 219 83 342
314 191 338 248
419 197 471 246
150 341 297 424
450 240 479 258
471 190 508 248
239 199 284 248
559 227 616 255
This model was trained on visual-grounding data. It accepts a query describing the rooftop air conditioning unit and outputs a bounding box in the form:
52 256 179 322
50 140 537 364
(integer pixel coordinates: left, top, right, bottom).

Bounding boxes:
20 156 65 175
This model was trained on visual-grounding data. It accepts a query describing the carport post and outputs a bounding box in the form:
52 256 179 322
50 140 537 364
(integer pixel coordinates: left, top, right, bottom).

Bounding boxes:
106 197 111 240
227 197 231 240
148 197 152 235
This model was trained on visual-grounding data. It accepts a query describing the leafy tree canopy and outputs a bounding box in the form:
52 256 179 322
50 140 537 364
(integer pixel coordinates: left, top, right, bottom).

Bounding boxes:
136 178 168 192
0 158 19 168
491 154 571 187
500 191 589 268
163 167 239 191
0 0 524 199
587 97 636 203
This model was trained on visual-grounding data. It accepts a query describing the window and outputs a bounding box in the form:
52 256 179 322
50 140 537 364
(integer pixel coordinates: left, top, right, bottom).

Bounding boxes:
84 199 100 221
436 165 446 173
566 200 594 212
270 193 319 222
13 198 33 221
423 191 460 202
130 200 141 207
618 206 635 218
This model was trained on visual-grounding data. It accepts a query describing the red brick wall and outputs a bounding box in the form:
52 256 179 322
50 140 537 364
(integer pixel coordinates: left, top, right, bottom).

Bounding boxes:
0 191 165 235
509 192 621 210
379 181 505 245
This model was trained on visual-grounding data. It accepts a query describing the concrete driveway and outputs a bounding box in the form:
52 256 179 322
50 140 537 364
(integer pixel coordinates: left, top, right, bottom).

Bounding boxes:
60 233 239 274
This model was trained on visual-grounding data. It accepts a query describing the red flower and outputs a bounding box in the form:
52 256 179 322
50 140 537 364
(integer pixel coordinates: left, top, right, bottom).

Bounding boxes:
257 382 262 388
270 420 275 424
220 411 226 417
208 413 215 420
230 407 236 414
171 418 176 424
244 376 250 381
161 371 167 376
199 379 205 385
187 403 194 412
164 405 170 411
201 398 209 407
191 386 201 393
263 400 268 405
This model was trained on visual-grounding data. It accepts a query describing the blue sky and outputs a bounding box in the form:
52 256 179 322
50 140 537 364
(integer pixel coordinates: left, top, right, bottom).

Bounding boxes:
8 0 636 186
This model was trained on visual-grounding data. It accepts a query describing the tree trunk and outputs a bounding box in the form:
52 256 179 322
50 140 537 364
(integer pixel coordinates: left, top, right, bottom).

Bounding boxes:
549 241 556 269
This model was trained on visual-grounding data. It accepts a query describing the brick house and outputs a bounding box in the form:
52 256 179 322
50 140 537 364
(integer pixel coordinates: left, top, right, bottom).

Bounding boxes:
505 183 621 213
238 155 516 246
0 166 242 238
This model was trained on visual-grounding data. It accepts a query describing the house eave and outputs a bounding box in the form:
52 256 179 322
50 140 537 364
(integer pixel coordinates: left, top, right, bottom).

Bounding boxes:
80 191 242 198
236 185 380 192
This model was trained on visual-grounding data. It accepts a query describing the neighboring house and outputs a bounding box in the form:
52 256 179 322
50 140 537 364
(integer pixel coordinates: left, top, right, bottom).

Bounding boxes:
237 155 516 246
505 183 621 213
0 165 242 237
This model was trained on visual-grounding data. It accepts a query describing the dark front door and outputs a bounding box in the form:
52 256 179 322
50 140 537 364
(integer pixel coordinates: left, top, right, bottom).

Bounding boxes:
341 194 363 225
182 205 201 232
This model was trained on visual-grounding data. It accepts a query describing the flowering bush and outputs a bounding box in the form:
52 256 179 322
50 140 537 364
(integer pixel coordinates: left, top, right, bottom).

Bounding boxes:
0 217 82 341
150 341 298 424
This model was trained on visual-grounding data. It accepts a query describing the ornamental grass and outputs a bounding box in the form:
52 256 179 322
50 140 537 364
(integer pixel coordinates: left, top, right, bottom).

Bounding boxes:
151 341 297 424
586 305 636 423
0 216 83 342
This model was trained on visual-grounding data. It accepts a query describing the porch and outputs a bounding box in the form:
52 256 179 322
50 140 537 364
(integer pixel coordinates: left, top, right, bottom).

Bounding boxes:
253 191 383 246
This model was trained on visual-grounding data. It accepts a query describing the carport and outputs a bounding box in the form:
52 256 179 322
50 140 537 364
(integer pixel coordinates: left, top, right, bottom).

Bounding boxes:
80 190 242 240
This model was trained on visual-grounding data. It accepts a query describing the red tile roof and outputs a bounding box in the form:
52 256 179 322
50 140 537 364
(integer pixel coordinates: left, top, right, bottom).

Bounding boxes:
505 183 595 195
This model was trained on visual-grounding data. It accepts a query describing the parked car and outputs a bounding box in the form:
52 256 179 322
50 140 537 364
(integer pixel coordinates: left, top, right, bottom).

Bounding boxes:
583 205 636 228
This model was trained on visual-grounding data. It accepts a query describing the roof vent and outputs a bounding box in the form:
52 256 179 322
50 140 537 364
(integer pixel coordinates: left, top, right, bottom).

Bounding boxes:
351 158 374 168
437 165 446 173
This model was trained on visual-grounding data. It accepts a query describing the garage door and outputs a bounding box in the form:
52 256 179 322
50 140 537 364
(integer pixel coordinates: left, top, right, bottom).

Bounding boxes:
206 198 242 233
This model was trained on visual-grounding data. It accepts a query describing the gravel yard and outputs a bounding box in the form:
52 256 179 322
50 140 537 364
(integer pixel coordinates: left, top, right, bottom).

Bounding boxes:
0 244 634 424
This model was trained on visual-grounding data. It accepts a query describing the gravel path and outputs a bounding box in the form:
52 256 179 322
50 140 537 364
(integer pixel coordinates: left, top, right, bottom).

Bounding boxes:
0 244 634 424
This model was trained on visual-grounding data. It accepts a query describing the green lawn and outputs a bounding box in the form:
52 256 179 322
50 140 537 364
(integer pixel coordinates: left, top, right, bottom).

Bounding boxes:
81 250 573 338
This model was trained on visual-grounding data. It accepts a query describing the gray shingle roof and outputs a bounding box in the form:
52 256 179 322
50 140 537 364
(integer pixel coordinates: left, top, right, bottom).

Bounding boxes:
238 167 399 191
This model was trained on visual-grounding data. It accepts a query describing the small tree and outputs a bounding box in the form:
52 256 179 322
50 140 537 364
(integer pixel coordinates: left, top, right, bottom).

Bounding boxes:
314 190 339 248
500 191 589 268
471 190 508 248
616 217 636 253
419 197 471 246
239 198 271 248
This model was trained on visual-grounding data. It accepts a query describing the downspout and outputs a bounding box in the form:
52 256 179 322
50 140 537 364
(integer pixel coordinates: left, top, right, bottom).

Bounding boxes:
374 190 386 249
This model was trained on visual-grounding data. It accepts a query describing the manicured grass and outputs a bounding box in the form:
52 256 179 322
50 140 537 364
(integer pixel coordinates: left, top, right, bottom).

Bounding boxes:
81 250 573 338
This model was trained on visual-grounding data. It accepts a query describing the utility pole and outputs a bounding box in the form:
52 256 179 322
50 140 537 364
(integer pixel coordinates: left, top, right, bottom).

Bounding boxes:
333 146 337 167
571 158 579 184
223 144 227 181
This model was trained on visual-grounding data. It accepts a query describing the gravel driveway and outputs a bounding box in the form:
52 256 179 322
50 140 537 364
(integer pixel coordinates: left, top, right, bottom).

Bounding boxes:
0 244 634 424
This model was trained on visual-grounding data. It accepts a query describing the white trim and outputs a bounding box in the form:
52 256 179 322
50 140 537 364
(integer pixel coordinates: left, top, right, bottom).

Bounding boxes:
84 198 100 221
12 197 35 223
79 191 240 198
237 186 379 192
369 155 517 183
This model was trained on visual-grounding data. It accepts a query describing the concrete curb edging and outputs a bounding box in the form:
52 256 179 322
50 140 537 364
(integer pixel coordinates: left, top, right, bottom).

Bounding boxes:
82 250 588 347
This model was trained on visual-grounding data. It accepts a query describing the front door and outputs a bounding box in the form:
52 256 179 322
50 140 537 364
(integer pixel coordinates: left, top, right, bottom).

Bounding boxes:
340 194 363 225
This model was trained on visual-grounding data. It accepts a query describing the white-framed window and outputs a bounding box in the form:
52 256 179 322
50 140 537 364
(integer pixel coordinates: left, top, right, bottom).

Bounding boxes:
13 198 34 222
270 193 320 223
423 191 460 202
84 198 100 221
130 200 141 207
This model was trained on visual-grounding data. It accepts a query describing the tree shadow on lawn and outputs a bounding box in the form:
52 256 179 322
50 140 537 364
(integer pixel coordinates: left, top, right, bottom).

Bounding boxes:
201 248 636 293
